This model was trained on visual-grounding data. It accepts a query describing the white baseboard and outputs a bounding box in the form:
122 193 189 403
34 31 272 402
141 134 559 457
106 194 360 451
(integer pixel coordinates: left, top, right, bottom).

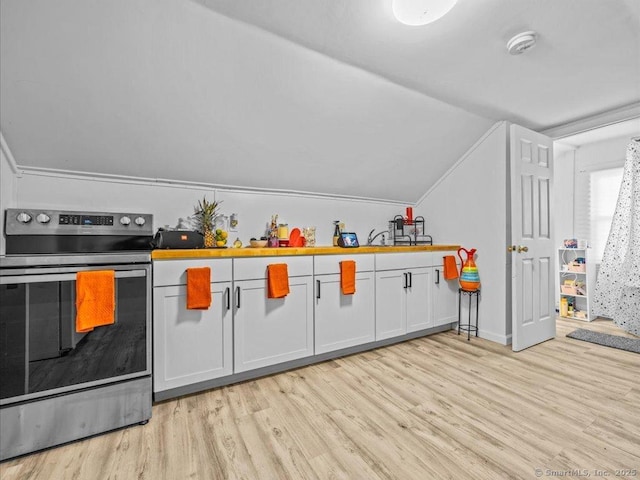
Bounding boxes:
479 329 512 346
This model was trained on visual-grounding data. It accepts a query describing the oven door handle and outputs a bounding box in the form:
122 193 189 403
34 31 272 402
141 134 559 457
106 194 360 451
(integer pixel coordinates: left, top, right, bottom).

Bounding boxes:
0 269 146 284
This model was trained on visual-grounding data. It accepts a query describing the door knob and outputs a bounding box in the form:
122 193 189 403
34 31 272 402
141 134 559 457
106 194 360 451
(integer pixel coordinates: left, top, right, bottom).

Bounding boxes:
507 245 516 252
517 245 529 253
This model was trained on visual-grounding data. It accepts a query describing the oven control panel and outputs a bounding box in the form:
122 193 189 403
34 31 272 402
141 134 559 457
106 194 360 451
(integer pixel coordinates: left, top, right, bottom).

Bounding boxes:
59 214 114 226
4 209 153 236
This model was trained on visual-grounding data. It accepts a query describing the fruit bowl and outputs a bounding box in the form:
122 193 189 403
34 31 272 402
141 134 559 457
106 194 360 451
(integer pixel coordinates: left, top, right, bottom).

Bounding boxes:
250 240 268 248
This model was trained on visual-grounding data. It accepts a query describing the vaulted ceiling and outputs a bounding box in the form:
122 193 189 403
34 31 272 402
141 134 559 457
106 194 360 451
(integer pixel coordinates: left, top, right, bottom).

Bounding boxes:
1 0 638 202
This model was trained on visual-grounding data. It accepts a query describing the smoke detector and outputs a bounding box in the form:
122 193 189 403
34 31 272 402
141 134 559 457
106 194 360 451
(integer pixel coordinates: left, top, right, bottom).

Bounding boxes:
507 31 537 55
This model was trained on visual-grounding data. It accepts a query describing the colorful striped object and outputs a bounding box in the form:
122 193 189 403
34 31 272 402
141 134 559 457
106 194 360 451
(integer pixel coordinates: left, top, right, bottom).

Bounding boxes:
458 247 481 291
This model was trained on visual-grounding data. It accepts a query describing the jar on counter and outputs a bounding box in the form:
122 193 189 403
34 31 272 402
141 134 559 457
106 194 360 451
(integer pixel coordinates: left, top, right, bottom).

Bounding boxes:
302 226 316 247
277 223 289 239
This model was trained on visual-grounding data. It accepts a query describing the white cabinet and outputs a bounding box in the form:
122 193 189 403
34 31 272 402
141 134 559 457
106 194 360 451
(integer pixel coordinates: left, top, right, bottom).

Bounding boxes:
151 250 460 395
406 268 433 332
314 255 375 354
375 267 433 340
431 261 459 327
375 253 435 340
233 257 314 373
558 248 596 321
375 269 408 339
153 259 233 394
374 251 459 339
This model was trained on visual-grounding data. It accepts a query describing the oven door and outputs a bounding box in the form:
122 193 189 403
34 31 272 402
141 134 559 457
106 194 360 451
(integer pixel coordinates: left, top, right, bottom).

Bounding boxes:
0 263 151 405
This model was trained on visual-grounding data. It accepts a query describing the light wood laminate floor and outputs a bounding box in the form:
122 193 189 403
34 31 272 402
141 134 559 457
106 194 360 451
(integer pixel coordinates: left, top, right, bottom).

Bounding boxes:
2 318 639 480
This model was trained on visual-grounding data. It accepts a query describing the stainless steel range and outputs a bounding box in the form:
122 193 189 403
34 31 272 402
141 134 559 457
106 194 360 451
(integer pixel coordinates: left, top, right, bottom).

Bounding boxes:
0 208 154 461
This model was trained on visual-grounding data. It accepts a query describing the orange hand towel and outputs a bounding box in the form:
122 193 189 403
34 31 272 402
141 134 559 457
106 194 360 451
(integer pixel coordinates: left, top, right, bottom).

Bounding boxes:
187 267 212 309
340 260 356 295
76 270 115 333
267 263 290 298
443 255 459 280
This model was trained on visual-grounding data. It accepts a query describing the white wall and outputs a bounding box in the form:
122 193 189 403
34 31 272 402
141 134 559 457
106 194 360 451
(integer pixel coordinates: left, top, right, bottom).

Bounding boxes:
13 169 403 248
7 121 514 346
0 135 18 254
415 122 510 344
552 144 576 310
573 135 631 170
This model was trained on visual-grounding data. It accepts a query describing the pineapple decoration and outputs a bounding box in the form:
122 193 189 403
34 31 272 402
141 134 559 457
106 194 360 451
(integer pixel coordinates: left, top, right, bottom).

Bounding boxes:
194 196 220 248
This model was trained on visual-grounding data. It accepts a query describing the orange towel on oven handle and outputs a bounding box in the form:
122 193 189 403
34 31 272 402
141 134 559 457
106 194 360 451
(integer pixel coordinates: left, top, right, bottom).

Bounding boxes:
76 270 115 333
340 260 356 295
443 255 459 280
187 267 212 309
267 263 290 298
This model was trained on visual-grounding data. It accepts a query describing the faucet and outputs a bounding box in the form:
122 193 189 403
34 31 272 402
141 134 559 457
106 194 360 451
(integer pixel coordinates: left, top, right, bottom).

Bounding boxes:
367 229 386 246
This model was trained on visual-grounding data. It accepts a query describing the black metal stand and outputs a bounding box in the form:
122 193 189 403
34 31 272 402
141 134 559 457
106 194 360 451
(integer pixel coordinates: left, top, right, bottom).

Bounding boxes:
388 215 433 246
458 288 480 341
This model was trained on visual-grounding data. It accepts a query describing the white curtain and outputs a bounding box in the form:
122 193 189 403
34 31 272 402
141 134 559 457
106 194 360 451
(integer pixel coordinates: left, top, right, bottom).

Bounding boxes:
593 140 640 334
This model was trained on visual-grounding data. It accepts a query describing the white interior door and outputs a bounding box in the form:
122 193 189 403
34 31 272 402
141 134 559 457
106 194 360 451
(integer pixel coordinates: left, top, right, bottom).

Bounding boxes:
510 124 556 351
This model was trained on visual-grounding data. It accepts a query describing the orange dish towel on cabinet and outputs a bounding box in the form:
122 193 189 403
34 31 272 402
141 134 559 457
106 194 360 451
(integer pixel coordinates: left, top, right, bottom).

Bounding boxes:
267 264 290 298
443 255 459 280
340 260 356 295
76 270 115 333
187 267 212 309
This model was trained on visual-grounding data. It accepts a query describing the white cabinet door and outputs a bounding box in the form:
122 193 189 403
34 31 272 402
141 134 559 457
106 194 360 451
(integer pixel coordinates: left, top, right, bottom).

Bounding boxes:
233 277 314 373
431 266 459 327
315 272 375 354
406 268 433 332
375 270 407 340
510 124 555 351
153 281 233 393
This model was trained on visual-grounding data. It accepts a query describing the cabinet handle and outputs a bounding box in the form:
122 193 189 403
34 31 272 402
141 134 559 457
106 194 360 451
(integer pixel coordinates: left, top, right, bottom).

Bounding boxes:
403 272 408 289
408 272 412 288
225 287 230 310
235 286 241 309
435 269 440 285
316 279 321 299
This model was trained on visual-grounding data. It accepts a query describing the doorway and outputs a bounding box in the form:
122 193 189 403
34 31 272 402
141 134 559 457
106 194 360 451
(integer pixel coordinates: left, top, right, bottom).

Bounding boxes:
551 118 639 317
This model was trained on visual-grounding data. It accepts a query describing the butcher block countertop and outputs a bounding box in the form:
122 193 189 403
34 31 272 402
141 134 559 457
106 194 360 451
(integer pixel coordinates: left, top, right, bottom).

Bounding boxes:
152 245 460 260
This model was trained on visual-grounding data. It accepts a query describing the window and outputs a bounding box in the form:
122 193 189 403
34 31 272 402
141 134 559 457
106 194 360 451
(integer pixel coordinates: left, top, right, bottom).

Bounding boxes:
589 167 624 263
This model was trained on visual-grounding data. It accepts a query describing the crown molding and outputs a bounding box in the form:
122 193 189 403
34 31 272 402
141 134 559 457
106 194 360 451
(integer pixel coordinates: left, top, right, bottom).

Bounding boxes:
541 103 640 140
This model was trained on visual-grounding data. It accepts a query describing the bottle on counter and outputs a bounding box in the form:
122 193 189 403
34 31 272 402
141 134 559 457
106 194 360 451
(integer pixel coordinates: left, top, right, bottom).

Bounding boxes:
560 297 568 317
268 215 279 247
333 220 341 247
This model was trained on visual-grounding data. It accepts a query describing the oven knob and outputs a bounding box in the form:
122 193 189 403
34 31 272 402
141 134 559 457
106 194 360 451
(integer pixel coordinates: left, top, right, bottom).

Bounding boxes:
134 216 146 226
36 213 51 224
16 212 32 224
120 216 131 226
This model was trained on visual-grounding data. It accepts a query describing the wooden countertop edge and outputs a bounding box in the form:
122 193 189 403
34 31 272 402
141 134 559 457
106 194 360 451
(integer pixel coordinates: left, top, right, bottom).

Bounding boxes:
152 245 461 260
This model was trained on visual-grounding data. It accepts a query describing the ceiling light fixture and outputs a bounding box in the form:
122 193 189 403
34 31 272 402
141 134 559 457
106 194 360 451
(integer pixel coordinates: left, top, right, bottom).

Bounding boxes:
506 31 538 55
392 0 458 26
